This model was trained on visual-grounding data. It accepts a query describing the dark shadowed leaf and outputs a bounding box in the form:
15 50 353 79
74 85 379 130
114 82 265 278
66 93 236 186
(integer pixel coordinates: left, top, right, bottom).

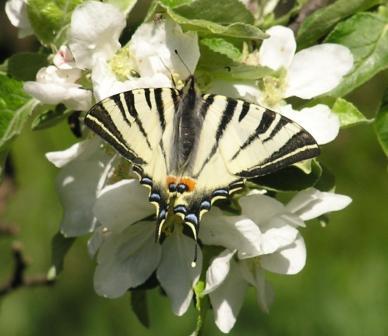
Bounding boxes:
7 52 48 81
374 91 388 157
131 290 150 328
297 0 383 48
252 160 323 192
48 232 76 280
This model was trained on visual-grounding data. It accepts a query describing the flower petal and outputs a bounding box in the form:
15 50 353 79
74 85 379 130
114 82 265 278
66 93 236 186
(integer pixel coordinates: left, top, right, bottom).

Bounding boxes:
56 143 111 237
87 226 105 257
286 187 352 221
280 104 340 145
94 179 154 233
239 193 284 227
260 216 300 254
285 43 353 99
69 1 126 69
46 140 90 168
24 67 92 111
260 234 306 274
53 45 77 70
239 261 274 312
91 58 171 101
129 18 200 80
259 26 296 71
200 207 263 258
5 0 32 38
94 220 161 298
209 259 247 333
208 79 263 104
157 229 202 316
204 249 235 294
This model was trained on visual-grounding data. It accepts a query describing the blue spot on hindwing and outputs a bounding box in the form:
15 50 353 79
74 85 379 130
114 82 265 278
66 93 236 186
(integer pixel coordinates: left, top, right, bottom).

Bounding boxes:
185 213 198 225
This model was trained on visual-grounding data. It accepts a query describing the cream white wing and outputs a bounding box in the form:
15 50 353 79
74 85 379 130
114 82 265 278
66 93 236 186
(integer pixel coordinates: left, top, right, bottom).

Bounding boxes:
173 94 320 240
85 87 180 226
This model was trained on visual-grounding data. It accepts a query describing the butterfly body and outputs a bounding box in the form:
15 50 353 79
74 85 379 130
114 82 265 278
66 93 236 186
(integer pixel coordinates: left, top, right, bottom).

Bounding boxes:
85 76 320 241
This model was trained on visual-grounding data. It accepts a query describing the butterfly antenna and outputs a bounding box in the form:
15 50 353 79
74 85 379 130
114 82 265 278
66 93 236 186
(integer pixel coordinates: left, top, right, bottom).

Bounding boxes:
158 56 177 88
191 243 198 268
174 49 192 77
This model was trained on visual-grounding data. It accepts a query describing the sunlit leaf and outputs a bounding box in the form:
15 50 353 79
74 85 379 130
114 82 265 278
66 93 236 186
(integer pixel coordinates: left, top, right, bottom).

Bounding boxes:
325 13 388 97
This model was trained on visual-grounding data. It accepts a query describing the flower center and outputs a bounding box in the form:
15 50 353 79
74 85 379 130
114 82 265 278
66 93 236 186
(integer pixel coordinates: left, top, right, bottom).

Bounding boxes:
258 68 288 108
109 47 138 81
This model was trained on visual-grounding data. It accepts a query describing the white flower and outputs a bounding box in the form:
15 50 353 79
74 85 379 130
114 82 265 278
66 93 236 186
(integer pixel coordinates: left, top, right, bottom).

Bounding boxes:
280 104 340 144
259 26 353 99
24 64 92 111
92 58 172 101
129 18 200 80
53 46 78 70
46 139 113 237
240 0 280 18
91 18 200 101
5 0 32 38
209 25 354 145
202 189 351 333
69 1 126 69
91 179 203 316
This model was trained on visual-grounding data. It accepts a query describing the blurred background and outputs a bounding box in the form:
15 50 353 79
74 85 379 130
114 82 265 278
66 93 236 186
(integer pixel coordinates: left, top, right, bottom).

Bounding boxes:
0 1 388 335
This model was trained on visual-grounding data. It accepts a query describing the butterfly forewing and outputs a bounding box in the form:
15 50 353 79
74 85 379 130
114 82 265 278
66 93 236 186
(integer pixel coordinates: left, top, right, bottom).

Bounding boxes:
84 87 180 223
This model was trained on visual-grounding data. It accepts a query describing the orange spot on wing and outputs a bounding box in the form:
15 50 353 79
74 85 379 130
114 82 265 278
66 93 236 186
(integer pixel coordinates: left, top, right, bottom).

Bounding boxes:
180 177 197 192
166 176 177 186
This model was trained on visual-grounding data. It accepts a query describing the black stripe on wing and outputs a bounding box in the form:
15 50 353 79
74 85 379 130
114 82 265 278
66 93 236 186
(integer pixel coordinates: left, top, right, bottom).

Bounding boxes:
123 92 152 150
238 130 320 178
231 109 277 160
194 97 239 177
84 102 143 163
134 165 170 241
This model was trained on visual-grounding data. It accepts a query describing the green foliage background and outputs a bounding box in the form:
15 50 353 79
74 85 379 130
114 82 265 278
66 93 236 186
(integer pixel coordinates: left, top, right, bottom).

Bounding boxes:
0 0 387 335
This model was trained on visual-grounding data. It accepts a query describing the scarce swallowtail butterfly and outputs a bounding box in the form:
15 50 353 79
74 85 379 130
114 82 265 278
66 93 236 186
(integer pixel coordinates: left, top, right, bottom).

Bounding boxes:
84 75 320 245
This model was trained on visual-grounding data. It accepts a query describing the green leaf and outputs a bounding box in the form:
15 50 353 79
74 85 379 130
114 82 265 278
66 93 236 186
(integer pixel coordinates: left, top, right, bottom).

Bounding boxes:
149 3 267 39
197 44 273 83
47 232 76 280
314 164 336 191
296 0 383 49
106 0 138 14
0 75 38 173
7 52 48 81
31 104 72 130
374 91 388 157
160 0 192 7
325 13 388 97
27 0 83 45
174 0 254 25
252 160 323 192
200 38 242 61
332 98 371 128
130 290 150 328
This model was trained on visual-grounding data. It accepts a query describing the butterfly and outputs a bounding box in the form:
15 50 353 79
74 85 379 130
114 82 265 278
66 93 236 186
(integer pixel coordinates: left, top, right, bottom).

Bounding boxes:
84 75 320 244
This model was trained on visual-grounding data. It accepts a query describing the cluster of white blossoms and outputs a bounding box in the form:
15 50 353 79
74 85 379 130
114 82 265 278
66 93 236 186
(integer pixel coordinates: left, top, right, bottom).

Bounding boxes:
7 0 353 333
